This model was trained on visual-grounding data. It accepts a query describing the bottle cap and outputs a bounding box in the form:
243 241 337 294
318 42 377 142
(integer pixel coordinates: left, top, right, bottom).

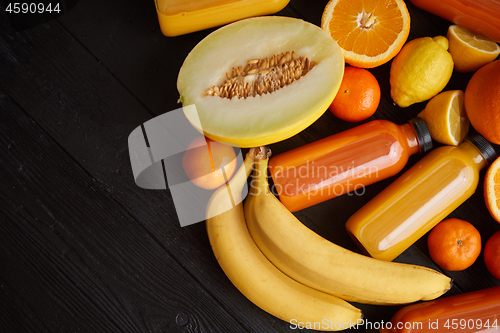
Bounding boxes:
409 117 433 153
466 133 498 165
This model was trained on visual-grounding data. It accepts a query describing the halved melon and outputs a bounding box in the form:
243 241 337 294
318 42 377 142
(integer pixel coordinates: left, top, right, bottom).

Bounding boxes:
177 16 345 148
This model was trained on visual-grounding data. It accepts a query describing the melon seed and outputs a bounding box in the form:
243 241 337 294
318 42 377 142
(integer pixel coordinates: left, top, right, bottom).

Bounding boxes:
207 51 316 99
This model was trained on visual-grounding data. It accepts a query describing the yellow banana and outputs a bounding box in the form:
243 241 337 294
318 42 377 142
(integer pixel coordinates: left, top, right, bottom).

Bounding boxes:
244 156 452 305
206 147 362 331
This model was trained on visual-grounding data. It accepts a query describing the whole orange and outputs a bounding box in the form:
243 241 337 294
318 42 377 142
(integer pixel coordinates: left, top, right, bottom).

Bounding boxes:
329 66 381 122
484 230 500 280
485 156 500 224
182 136 237 190
427 218 482 271
464 60 500 144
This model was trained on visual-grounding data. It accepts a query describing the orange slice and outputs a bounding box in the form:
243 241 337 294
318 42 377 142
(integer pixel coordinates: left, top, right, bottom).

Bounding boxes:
321 0 411 68
485 156 500 224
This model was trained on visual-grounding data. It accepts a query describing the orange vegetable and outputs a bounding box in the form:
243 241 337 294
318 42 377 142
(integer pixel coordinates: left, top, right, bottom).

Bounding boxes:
269 118 431 212
380 286 500 333
409 0 500 42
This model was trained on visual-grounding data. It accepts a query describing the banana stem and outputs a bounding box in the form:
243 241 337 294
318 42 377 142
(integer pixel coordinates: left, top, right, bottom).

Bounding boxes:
220 146 272 203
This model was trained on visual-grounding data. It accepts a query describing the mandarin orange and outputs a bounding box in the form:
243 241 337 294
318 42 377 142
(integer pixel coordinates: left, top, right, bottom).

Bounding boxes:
329 66 380 122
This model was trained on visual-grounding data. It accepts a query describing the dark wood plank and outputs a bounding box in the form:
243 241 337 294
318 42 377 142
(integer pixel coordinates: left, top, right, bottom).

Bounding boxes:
0 95 250 332
53 0 183 116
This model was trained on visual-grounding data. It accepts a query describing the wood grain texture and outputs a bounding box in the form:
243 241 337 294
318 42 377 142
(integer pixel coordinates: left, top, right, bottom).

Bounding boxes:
0 8 314 332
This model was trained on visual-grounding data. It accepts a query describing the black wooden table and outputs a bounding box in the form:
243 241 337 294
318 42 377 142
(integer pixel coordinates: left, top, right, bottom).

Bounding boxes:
1 0 500 332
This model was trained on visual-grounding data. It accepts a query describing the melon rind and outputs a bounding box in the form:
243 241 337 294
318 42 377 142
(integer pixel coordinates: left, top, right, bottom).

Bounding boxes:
178 16 345 147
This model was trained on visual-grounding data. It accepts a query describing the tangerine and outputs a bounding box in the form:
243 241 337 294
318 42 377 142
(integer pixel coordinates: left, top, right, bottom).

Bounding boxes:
182 136 237 190
464 60 500 144
485 156 500 224
321 0 411 68
484 230 500 280
427 218 482 271
329 67 381 122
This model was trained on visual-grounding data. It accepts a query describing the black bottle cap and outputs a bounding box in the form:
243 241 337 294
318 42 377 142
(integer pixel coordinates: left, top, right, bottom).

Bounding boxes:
409 117 433 154
466 133 498 166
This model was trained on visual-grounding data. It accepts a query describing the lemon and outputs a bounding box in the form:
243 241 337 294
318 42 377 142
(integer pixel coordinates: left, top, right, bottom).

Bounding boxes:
417 90 469 146
447 25 500 73
390 36 454 108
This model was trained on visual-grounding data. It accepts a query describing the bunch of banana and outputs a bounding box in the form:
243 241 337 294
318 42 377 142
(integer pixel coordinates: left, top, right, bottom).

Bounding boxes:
244 155 453 305
206 147 362 331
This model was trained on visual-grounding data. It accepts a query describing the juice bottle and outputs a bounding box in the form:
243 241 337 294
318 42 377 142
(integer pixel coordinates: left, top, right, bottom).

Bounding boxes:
269 118 432 212
346 134 497 262
409 0 500 42
379 285 500 333
155 0 291 37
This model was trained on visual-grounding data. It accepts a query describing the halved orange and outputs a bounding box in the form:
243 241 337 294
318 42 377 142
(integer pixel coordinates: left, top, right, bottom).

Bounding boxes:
485 156 500 224
321 0 411 68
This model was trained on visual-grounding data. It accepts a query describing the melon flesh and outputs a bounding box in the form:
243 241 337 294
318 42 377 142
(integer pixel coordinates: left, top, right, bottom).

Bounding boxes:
178 16 345 147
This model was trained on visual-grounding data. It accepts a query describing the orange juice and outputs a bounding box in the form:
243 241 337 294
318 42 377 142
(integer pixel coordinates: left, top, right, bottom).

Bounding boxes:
346 134 497 261
409 0 500 42
269 118 432 212
155 0 291 37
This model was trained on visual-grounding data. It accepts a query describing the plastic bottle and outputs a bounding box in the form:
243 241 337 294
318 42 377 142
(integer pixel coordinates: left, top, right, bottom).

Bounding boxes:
269 118 432 212
346 134 497 262
379 285 500 333
409 0 500 42
155 0 291 37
